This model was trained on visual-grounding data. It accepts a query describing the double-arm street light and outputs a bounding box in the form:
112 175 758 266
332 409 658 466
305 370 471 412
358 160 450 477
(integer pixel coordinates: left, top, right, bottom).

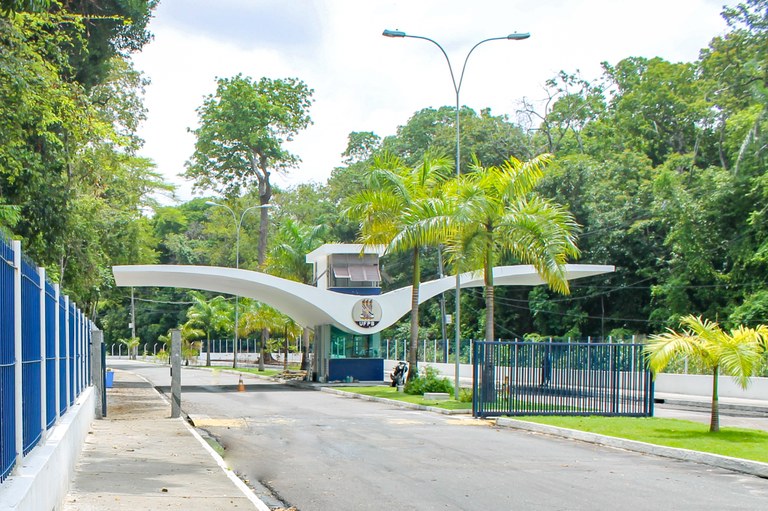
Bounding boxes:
206 201 271 368
382 28 530 398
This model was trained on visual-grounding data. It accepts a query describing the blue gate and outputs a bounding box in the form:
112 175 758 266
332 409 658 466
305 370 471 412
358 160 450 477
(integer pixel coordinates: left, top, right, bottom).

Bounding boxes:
472 340 654 418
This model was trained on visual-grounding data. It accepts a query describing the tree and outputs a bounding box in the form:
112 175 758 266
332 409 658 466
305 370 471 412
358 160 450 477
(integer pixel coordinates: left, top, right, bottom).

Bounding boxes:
184 291 231 367
446 154 580 344
267 218 326 370
645 315 768 432
239 299 285 371
345 151 452 380
185 74 313 268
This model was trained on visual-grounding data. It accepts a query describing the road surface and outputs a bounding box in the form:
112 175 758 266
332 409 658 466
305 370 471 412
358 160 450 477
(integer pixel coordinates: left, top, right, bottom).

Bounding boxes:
112 360 768 511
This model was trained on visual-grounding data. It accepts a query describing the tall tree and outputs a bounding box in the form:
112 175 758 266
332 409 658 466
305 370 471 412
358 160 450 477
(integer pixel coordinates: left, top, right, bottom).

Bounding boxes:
267 218 326 371
446 154 580 344
345 151 452 380
185 74 313 267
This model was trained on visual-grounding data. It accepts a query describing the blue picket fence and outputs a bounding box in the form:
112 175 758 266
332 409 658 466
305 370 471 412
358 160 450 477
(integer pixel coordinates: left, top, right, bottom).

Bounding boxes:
0 234 94 484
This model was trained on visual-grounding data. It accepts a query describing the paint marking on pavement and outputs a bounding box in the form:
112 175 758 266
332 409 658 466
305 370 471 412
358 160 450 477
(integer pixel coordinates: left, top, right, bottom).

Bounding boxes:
189 414 247 428
445 418 493 426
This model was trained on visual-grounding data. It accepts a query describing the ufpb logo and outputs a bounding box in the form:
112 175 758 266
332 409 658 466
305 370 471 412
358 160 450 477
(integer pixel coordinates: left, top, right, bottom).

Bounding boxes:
352 298 382 328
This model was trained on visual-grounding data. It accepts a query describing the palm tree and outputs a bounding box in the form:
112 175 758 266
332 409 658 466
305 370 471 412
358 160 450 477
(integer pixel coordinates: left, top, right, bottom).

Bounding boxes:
446 154 580 344
644 315 768 432
345 151 452 380
185 290 230 367
267 218 326 371
239 298 285 371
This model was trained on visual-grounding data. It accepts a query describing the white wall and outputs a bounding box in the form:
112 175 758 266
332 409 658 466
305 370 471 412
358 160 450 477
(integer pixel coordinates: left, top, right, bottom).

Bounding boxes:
655 373 768 400
0 388 95 511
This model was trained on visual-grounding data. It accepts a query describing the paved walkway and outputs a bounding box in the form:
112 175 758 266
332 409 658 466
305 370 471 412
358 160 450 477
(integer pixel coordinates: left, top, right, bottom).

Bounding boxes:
62 369 267 511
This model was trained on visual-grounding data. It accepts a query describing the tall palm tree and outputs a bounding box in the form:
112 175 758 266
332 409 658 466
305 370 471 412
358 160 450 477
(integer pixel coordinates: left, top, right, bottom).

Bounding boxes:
345 151 452 380
446 154 580 344
644 315 768 432
185 290 230 367
267 219 326 371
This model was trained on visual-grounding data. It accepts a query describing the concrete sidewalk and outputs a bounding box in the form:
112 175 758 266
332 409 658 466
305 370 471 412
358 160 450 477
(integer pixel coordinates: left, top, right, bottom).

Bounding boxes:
62 369 268 511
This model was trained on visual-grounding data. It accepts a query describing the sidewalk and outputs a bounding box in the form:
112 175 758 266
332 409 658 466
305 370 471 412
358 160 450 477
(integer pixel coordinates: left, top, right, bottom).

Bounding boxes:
62 369 268 511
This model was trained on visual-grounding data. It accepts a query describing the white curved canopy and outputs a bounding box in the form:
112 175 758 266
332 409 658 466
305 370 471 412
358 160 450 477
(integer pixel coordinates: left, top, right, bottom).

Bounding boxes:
112 264 614 334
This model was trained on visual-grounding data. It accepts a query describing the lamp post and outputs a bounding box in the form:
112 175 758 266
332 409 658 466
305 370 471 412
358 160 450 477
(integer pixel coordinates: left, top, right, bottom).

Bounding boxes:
382 29 529 399
206 201 271 368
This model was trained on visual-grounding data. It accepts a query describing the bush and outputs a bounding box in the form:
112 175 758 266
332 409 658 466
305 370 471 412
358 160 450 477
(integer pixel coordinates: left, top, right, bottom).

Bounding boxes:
404 366 453 395
458 387 473 402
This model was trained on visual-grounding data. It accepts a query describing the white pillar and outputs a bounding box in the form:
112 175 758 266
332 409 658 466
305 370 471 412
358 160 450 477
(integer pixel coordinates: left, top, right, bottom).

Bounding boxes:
64 295 70 408
54 283 60 420
91 329 103 418
38 267 47 437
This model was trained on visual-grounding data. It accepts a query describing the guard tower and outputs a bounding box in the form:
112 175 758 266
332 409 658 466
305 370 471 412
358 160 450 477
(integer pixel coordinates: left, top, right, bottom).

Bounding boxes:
306 244 386 382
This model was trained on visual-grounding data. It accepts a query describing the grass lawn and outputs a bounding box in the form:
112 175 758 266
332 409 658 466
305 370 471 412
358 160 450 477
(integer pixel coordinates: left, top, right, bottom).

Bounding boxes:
337 386 472 411
212 367 281 377
514 415 768 464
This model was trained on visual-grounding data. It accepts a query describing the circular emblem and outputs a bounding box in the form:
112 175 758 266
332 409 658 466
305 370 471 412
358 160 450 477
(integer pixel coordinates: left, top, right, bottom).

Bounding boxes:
352 298 382 328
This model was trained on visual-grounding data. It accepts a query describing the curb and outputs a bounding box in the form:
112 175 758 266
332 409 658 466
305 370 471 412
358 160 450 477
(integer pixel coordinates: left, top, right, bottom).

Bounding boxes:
321 387 470 415
496 417 768 479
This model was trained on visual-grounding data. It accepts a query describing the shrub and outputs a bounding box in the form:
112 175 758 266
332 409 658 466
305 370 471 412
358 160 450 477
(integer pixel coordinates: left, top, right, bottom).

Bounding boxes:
458 387 473 403
404 366 453 395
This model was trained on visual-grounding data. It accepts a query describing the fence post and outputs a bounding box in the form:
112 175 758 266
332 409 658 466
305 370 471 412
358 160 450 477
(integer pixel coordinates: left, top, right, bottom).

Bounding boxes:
91 329 104 419
53 283 60 421
170 329 182 418
38 267 47 439
12 240 23 468
64 296 71 408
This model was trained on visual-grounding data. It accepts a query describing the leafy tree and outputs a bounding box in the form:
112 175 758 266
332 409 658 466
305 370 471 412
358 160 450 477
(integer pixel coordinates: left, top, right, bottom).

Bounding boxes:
446 154 580 344
185 74 313 267
345 151 452 379
381 106 530 169
645 315 768 432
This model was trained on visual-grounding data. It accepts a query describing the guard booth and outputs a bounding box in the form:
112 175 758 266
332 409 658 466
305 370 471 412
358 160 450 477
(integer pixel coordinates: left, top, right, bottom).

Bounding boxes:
306 244 386 382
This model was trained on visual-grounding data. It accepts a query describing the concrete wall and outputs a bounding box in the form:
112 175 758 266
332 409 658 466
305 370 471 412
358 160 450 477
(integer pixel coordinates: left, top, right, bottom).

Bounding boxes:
655 373 768 400
0 387 95 511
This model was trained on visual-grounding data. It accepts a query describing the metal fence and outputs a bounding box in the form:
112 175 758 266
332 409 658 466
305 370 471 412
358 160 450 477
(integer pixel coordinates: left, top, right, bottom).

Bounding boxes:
0 235 94 484
472 340 654 418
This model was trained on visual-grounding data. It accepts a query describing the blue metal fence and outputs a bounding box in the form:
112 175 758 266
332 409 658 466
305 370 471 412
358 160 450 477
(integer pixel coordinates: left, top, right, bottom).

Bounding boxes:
45 280 56 429
21 256 42 455
58 295 67 417
0 236 15 483
0 236 94 484
472 340 654 418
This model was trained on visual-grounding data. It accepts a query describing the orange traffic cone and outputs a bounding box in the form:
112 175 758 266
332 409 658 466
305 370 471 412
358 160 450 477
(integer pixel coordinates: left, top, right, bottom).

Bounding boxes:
238 376 245 392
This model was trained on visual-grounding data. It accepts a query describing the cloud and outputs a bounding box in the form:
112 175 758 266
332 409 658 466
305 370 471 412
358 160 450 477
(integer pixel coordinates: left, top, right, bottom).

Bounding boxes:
133 0 732 202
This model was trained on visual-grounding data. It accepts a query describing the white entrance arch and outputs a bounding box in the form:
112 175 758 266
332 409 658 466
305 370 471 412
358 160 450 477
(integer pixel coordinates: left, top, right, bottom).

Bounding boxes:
112 263 614 335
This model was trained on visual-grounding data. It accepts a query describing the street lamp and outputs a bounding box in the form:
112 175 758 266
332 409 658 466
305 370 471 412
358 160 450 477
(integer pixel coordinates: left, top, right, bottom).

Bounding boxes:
206 201 272 368
382 28 529 399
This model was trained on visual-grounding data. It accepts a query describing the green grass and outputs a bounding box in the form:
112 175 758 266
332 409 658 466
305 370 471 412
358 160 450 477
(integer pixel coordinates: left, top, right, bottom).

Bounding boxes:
514 415 768 463
337 386 472 411
211 367 281 377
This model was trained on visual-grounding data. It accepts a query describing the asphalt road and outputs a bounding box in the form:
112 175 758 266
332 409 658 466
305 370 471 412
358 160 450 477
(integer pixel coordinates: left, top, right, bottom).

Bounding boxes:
113 360 768 511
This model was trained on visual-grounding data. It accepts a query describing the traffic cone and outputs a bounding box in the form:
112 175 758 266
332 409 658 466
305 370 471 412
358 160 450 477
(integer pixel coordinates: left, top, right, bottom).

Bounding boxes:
238 376 245 392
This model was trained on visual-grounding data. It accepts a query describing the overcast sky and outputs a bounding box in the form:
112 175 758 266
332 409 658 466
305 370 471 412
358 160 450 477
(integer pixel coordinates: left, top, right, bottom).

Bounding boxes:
132 0 733 203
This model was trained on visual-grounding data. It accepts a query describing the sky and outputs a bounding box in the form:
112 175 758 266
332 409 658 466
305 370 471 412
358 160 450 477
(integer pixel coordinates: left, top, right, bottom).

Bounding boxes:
131 0 734 203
